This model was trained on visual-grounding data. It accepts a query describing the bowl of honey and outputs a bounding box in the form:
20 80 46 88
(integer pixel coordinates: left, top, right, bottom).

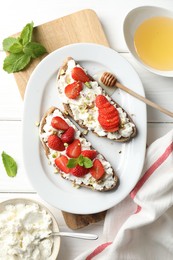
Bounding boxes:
123 6 173 77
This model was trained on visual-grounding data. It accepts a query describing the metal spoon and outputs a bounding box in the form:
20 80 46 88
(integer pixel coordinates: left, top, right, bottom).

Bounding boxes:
37 232 98 241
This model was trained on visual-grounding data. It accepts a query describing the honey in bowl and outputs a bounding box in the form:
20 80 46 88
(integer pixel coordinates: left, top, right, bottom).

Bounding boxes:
134 16 173 71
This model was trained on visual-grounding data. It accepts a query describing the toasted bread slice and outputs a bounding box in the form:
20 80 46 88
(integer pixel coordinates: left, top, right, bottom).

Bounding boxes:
57 57 137 142
39 106 119 192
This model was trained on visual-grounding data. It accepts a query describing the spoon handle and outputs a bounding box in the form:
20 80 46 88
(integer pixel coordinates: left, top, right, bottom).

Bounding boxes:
116 82 173 118
51 232 98 240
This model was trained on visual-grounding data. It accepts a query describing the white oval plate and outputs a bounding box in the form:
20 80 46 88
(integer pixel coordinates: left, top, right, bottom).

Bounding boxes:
23 43 146 214
123 6 173 77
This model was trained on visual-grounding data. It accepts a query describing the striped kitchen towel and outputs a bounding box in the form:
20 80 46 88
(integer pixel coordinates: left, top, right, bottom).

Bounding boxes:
75 129 173 260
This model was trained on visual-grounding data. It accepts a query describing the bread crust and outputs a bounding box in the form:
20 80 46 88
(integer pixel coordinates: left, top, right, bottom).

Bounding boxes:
39 106 119 192
57 57 137 142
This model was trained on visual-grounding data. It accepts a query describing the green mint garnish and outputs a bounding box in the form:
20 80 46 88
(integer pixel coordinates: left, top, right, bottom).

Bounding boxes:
1 151 18 177
67 158 78 168
67 155 93 169
2 22 47 73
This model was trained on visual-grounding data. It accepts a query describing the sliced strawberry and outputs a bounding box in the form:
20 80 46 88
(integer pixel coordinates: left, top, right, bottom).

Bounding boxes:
71 165 89 177
51 116 69 131
99 105 116 115
90 159 105 180
61 127 75 144
98 111 118 120
65 81 83 99
81 150 97 160
95 95 108 108
47 135 65 151
71 67 90 83
102 125 119 132
66 139 81 158
98 115 119 127
55 155 70 173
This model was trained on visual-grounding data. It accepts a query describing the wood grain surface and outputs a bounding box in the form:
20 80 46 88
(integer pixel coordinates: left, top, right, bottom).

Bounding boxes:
12 9 109 229
13 9 109 99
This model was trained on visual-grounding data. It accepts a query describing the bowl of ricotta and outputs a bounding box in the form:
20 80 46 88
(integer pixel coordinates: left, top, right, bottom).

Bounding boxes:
0 198 60 260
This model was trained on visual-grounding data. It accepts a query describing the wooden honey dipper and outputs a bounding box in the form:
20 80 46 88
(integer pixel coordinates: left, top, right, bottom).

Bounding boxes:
100 72 173 118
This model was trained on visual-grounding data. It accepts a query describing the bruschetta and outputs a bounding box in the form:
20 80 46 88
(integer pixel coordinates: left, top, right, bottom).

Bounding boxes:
56 57 137 142
39 107 119 192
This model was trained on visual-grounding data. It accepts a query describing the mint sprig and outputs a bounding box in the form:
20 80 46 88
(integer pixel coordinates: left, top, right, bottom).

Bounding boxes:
67 155 93 169
1 151 18 177
2 22 47 73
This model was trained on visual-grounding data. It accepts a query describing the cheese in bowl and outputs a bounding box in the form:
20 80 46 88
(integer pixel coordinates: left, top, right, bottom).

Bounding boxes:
0 198 60 260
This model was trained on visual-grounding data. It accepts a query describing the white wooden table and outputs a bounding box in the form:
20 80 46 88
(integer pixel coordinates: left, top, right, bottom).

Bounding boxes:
0 0 173 259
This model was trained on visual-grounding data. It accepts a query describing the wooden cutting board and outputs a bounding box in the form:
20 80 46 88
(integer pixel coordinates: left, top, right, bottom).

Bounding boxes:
13 9 109 229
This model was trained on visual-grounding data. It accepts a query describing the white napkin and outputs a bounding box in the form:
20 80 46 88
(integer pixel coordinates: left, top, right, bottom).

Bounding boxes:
75 129 173 260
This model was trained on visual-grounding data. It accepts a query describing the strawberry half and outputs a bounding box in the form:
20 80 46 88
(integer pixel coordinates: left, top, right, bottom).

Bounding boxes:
55 155 70 173
65 81 83 99
90 159 105 180
66 139 81 158
61 126 75 144
71 165 89 177
71 67 90 83
47 135 65 151
51 116 69 131
81 150 97 160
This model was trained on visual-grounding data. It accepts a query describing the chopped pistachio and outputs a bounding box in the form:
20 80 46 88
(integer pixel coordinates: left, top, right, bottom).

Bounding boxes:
54 168 59 173
52 152 59 158
35 121 40 127
82 130 88 135
85 82 92 88
88 114 93 121
60 69 65 75
65 76 71 84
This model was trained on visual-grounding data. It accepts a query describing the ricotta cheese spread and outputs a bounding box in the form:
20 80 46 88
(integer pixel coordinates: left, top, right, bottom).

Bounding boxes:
0 202 53 260
41 109 117 191
57 60 135 140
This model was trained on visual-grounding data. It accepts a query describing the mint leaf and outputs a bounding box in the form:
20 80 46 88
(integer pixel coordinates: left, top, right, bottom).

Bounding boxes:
9 42 23 53
3 53 31 73
83 157 93 168
3 37 19 51
24 42 47 58
19 21 34 45
78 155 84 166
67 158 78 168
2 21 47 73
1 151 17 177
67 155 93 169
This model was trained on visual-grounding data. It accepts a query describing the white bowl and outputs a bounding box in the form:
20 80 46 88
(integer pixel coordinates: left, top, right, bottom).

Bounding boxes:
123 6 173 77
0 198 60 260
